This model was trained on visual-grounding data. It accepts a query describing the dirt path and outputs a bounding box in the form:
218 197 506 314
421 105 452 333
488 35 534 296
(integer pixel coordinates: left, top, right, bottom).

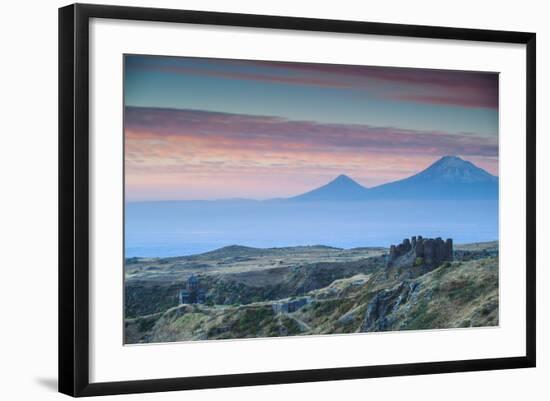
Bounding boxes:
287 314 312 332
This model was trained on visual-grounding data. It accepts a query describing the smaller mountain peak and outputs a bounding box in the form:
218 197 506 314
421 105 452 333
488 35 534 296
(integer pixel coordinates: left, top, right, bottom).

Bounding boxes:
327 174 366 188
332 174 354 182
290 173 369 201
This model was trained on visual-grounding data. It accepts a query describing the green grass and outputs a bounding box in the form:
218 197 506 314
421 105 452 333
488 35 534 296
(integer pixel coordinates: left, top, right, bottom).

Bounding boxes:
405 300 440 330
166 312 209 335
125 246 499 342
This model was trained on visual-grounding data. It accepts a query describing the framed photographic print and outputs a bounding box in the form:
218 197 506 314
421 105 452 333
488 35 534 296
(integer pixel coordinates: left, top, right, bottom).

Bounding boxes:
58 3 536 397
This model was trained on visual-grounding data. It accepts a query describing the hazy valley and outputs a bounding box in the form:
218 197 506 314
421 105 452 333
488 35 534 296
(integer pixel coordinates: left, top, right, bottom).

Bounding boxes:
126 156 498 258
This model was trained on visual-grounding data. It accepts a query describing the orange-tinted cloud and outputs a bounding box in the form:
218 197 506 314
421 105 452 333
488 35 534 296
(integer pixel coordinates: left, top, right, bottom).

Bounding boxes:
125 107 498 200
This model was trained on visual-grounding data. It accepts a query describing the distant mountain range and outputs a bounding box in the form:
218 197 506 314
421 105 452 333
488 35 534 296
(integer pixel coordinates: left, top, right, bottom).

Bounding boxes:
290 156 498 201
126 155 499 258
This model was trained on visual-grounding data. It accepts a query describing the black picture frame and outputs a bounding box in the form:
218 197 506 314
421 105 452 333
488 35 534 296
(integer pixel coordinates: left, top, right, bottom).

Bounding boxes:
59 3 536 397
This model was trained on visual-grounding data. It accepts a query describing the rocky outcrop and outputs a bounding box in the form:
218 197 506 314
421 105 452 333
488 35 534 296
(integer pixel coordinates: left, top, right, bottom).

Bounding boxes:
361 281 420 331
388 236 453 268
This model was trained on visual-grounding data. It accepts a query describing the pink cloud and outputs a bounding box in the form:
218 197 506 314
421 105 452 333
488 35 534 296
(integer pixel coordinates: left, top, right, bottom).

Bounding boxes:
124 107 498 199
125 107 498 157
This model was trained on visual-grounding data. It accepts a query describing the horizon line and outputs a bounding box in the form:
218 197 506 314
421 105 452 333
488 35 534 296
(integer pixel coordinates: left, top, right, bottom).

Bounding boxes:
124 239 500 259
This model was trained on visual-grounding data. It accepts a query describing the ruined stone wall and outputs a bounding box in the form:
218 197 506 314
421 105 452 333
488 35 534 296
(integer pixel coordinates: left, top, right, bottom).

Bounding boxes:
388 236 453 267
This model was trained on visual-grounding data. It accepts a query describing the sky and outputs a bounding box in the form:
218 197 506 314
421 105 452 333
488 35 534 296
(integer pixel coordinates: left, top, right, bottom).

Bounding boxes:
124 55 499 201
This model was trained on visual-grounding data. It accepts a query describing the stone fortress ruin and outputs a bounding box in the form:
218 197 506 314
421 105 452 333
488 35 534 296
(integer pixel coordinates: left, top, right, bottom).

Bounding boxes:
388 235 453 269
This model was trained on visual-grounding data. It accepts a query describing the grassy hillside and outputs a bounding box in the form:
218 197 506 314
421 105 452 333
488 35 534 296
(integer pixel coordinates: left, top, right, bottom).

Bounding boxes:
125 245 385 317
125 243 498 343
